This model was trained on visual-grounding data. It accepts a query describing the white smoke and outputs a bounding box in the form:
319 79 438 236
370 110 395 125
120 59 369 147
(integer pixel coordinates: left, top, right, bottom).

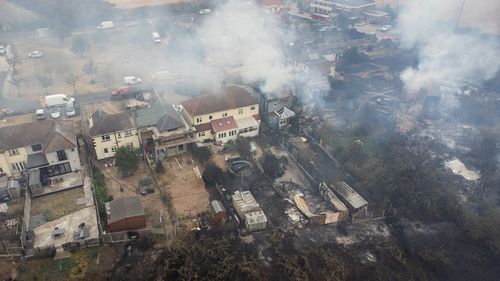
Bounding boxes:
398 0 500 93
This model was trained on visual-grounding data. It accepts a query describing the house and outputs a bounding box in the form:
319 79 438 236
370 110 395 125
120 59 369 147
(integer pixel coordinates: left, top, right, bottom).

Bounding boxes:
231 191 261 219
0 120 81 178
105 197 146 232
256 0 283 13
254 88 299 131
180 85 261 144
135 101 195 160
311 0 376 17
86 111 140 160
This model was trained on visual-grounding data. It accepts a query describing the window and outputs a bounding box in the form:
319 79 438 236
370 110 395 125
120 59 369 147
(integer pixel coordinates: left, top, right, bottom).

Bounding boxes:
127 142 134 148
45 162 72 176
117 133 121 138
280 119 287 126
209 115 212 120
178 145 184 151
31 144 42 152
124 130 133 137
251 106 256 110
111 146 117 152
9 148 19 156
104 148 109 154
0 168 3 173
238 109 243 115
196 117 202 123
222 112 228 117
12 162 26 171
101 135 111 141
57 150 67 161
198 132 206 137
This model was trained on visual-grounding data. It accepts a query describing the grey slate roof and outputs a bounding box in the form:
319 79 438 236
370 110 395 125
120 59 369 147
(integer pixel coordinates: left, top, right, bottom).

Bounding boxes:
89 111 135 137
0 120 76 153
108 197 145 224
26 153 49 169
135 102 184 132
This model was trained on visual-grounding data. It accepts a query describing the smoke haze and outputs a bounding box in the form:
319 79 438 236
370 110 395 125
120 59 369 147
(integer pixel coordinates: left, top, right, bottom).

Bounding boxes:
398 0 500 92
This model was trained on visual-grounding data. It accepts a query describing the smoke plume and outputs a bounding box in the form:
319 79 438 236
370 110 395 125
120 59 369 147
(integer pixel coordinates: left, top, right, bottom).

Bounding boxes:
398 0 500 93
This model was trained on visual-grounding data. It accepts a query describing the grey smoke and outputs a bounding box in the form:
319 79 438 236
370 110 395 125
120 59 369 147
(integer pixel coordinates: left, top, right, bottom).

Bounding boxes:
398 0 500 93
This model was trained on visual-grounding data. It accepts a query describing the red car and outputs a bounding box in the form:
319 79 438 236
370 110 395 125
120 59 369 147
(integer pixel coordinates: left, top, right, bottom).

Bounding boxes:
111 87 130 97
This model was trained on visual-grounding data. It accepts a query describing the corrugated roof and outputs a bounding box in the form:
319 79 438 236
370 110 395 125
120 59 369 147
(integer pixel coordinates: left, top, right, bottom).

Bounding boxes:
89 111 135 136
181 86 258 117
331 181 368 210
211 116 238 133
108 197 145 224
245 210 267 224
0 120 76 152
211 200 226 214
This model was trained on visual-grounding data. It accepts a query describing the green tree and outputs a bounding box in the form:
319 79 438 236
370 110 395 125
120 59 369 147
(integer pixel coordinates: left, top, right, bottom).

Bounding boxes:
92 169 112 216
237 138 252 159
155 160 165 174
71 36 90 57
191 145 212 164
115 146 140 177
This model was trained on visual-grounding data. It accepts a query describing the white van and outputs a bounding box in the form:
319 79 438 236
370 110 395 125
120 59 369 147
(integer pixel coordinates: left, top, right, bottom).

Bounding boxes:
152 32 161 43
66 101 76 117
40 94 75 108
97 21 114 29
124 76 142 85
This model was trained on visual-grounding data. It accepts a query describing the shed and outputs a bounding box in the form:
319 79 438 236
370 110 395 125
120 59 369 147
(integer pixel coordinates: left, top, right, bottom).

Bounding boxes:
232 191 261 219
138 178 155 195
7 179 21 199
331 181 368 212
0 177 9 201
28 169 42 196
106 197 146 232
210 200 226 224
245 210 267 232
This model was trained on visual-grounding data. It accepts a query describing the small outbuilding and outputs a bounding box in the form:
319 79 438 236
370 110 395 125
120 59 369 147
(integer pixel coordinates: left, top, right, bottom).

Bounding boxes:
232 191 260 219
245 210 267 232
106 197 146 232
210 200 226 224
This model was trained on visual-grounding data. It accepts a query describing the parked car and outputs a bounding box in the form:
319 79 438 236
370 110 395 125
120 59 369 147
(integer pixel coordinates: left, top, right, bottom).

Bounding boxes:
380 25 392 32
66 102 76 117
124 76 142 85
35 109 46 120
152 32 162 43
28 51 44 58
50 107 61 118
0 45 6 56
97 21 114 29
199 8 212 15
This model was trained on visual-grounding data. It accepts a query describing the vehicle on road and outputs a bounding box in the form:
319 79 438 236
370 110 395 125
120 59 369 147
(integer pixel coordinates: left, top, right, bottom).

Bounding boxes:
199 9 212 15
28 51 44 58
124 76 142 85
35 109 46 120
50 107 61 119
111 85 154 100
380 25 392 32
0 45 5 56
152 32 162 43
97 21 114 29
40 94 75 108
66 102 76 117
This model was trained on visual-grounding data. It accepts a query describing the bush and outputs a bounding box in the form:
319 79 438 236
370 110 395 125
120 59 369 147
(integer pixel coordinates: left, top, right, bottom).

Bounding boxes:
115 146 140 177
262 152 283 179
191 145 212 164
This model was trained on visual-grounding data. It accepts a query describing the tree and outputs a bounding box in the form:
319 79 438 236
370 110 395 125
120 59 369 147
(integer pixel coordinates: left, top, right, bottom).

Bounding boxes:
65 73 79 94
6 54 21 75
336 13 352 32
155 160 165 174
237 138 252 159
50 23 71 43
82 59 97 83
8 77 26 97
115 146 140 177
37 75 53 94
191 145 212 164
262 152 283 178
71 36 90 57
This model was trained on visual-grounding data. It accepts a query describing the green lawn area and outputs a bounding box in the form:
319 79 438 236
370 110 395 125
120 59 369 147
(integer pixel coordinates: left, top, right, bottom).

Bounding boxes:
19 247 99 281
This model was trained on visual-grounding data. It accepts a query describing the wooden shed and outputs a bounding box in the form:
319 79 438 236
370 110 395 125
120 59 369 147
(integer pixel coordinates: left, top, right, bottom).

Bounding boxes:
106 197 146 232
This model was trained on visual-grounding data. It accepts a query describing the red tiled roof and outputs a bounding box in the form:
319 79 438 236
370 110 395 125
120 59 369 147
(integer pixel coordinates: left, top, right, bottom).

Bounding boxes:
181 86 258 117
256 0 282 6
211 116 238 133
194 122 213 132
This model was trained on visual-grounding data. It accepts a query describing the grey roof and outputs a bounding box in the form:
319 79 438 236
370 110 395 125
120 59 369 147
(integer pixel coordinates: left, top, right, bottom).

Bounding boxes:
211 200 226 214
26 153 49 169
0 120 76 153
108 197 145 224
276 107 296 119
88 111 135 137
29 169 41 186
136 102 185 132
332 0 375 8
332 181 368 210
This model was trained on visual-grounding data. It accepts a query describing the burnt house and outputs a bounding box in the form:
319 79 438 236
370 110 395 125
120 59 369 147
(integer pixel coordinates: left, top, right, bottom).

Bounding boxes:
135 101 195 160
